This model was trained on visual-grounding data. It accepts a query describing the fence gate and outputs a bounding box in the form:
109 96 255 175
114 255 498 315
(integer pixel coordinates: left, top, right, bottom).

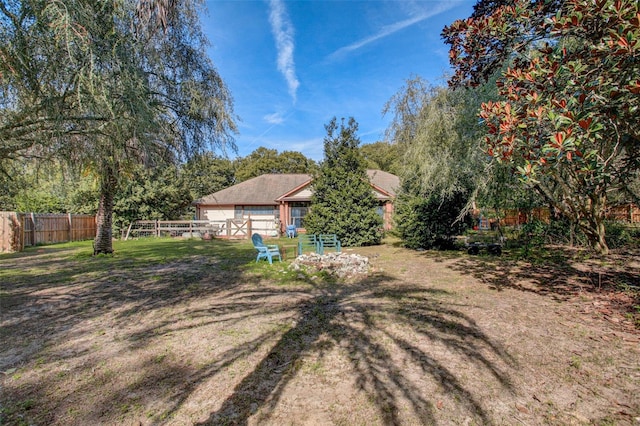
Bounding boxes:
226 219 251 238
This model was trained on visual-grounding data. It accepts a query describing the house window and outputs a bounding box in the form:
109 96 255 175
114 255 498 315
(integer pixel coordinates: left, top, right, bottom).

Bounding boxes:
290 202 309 228
235 206 277 219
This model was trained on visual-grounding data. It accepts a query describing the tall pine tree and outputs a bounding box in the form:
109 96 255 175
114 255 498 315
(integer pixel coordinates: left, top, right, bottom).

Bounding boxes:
305 117 383 247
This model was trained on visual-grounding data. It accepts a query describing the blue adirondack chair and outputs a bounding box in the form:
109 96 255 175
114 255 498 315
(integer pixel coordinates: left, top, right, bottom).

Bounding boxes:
252 233 282 264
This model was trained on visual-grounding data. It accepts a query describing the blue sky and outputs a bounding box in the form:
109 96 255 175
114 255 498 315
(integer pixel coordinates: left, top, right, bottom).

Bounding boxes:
201 0 476 161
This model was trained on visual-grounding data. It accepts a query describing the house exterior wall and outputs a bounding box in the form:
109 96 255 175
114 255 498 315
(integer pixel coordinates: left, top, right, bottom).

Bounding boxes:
383 201 394 230
279 203 289 232
289 188 313 199
199 202 393 235
197 205 279 237
198 206 235 222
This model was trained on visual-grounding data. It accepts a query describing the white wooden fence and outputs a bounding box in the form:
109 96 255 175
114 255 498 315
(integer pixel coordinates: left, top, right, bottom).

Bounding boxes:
124 218 278 240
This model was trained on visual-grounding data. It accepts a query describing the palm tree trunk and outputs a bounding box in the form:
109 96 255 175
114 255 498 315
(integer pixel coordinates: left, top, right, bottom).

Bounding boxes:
94 168 117 255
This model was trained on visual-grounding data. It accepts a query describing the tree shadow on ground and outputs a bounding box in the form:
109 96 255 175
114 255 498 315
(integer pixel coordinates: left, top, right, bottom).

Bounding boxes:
0 239 265 423
189 273 516 425
0 239 256 372
436 247 640 332
2 240 517 425
441 247 640 300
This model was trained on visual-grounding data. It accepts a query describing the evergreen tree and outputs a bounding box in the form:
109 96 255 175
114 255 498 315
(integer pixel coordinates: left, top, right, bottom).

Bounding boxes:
394 182 472 250
304 117 383 247
443 0 640 254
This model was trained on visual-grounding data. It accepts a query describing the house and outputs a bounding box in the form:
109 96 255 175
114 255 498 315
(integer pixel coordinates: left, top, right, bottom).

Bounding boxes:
194 169 399 236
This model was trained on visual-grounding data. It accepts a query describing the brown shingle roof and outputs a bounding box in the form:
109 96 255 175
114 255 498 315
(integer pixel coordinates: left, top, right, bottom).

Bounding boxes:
195 174 312 206
366 169 399 197
194 170 400 206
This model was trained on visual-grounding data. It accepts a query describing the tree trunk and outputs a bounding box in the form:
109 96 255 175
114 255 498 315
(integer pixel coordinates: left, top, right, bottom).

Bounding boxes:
588 219 609 256
581 224 608 255
581 195 609 256
94 168 117 255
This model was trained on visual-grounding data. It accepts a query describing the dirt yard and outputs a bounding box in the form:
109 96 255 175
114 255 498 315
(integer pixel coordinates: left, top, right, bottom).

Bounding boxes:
1 239 639 425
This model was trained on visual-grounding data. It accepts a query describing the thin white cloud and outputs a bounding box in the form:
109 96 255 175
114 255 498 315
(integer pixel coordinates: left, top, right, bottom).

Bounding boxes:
268 0 299 102
241 110 294 153
328 2 458 61
264 112 285 125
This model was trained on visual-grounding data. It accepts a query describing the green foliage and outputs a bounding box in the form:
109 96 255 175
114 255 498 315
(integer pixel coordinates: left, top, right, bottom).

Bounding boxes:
444 0 640 254
181 152 235 200
113 165 193 234
359 141 402 175
270 150 318 175
518 219 583 250
518 220 548 251
66 176 100 214
605 222 640 249
0 160 26 211
14 190 65 214
508 217 640 254
394 191 472 250
0 159 99 213
8 166 67 213
1 0 237 254
384 76 500 207
304 117 383 247
384 76 509 249
233 147 317 183
478 161 544 212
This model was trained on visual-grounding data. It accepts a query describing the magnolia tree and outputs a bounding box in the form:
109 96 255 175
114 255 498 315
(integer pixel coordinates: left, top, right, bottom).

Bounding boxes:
443 0 640 254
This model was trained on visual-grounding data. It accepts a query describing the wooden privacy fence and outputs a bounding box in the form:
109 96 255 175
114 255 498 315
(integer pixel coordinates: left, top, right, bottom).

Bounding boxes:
606 204 640 223
495 204 640 227
499 208 551 227
0 212 96 253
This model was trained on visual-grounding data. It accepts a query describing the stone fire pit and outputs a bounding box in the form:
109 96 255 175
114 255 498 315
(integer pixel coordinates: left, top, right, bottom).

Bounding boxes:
289 252 369 278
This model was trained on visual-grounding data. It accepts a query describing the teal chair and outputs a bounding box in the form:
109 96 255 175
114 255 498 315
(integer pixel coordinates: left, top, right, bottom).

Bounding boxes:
252 233 281 264
298 234 320 255
318 234 341 254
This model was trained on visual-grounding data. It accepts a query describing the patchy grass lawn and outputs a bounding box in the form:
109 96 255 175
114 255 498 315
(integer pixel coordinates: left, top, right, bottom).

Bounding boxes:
1 237 639 425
